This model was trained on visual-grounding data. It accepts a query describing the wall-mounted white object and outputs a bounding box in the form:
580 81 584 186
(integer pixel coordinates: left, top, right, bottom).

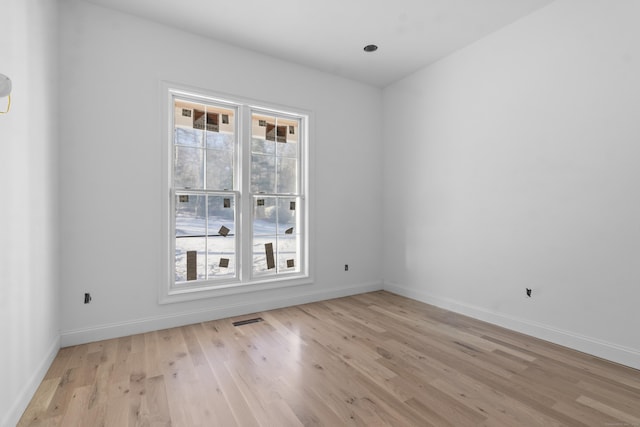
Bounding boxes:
0 73 12 114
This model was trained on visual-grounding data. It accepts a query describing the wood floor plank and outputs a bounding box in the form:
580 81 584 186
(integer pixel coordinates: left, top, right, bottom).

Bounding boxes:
552 399 629 426
57 384 92 427
143 374 172 426
41 347 74 381
577 379 640 417
575 395 640 425
127 351 147 427
155 327 198 426
18 291 640 426
190 323 241 426
17 378 59 427
103 380 129 427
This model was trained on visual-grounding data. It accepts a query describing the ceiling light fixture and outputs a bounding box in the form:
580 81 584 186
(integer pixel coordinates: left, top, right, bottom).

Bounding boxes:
363 44 378 53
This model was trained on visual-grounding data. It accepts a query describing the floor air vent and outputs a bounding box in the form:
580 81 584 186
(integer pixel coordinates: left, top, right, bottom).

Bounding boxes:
232 317 264 327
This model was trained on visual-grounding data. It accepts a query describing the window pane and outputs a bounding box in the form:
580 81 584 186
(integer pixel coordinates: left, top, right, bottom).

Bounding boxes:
206 149 234 190
277 197 298 235
194 109 217 131
208 195 235 236
175 146 203 189
253 196 277 236
206 131 234 150
285 123 298 143
175 194 206 282
252 236 277 275
278 235 299 273
175 127 202 147
251 138 276 155
207 236 235 278
252 114 274 141
175 238 206 282
175 194 206 237
276 157 297 194
208 195 236 279
277 140 298 158
251 154 276 193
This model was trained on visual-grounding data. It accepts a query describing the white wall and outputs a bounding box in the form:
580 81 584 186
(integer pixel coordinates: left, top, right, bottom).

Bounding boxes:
383 0 640 369
58 0 383 345
0 1 60 426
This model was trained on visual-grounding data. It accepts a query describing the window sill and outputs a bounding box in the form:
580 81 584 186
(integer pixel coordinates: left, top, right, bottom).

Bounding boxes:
159 275 313 304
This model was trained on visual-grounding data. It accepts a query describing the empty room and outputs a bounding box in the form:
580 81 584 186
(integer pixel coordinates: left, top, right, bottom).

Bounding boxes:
2 0 640 425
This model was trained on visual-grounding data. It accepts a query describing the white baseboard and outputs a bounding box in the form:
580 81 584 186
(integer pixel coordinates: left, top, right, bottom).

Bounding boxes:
61 282 383 347
3 335 60 427
384 282 640 371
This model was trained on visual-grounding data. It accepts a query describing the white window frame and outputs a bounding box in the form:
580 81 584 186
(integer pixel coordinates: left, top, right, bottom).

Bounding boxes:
160 82 313 304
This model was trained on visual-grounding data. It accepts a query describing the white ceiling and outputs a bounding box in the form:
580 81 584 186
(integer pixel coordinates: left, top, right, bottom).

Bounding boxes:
85 0 555 87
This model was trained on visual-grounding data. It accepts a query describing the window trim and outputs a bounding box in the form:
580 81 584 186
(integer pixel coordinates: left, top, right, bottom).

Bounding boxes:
159 81 314 304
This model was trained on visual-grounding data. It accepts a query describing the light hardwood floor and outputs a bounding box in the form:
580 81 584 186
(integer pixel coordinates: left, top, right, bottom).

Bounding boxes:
19 291 640 426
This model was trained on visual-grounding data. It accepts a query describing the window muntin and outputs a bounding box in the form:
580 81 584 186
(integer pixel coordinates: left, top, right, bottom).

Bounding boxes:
168 91 308 295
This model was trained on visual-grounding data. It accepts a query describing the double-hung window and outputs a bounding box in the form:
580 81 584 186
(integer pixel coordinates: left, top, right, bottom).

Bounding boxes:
162 86 309 302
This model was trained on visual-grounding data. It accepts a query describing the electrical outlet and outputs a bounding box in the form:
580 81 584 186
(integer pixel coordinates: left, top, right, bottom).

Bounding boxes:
344 264 349 271
84 293 92 304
